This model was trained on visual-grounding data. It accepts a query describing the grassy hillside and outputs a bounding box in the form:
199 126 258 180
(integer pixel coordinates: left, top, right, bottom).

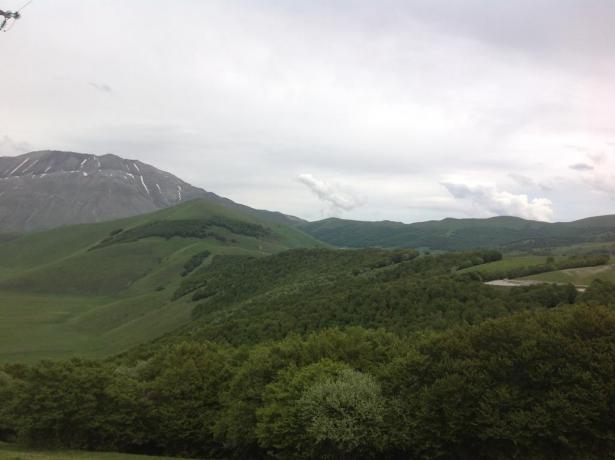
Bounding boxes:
0 199 323 362
301 215 615 251
0 443 200 460
458 255 555 274
521 264 615 285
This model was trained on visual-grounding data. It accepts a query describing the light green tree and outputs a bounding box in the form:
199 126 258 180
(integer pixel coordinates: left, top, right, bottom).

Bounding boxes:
255 359 350 458
298 369 387 459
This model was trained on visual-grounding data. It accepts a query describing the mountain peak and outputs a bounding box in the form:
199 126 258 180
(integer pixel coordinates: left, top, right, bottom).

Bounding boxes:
0 150 208 232
0 150 304 233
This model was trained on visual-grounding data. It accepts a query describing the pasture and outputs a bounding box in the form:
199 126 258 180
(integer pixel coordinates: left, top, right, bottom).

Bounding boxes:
522 264 615 285
0 443 199 460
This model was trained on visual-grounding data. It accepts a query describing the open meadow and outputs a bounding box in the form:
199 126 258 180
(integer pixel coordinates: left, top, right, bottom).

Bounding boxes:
0 444 202 460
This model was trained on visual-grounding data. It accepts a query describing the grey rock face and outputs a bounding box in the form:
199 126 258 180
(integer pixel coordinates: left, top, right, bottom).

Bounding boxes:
0 150 222 232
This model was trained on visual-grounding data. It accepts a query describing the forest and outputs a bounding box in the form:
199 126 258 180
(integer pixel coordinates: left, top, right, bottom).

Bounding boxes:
94 218 271 250
1 249 614 460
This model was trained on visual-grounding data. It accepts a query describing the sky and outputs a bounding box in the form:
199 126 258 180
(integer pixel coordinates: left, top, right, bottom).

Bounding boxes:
1 0 615 223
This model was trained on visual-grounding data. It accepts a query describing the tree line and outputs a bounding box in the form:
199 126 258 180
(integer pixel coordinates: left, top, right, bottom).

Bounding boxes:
1 300 614 459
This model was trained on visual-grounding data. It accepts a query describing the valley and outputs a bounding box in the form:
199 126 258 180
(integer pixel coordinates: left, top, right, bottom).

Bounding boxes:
1 152 615 459
1 194 614 459
5 2 615 457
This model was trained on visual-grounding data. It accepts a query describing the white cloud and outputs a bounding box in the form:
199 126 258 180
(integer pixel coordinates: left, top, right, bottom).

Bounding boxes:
442 182 554 221
508 173 535 187
298 174 366 215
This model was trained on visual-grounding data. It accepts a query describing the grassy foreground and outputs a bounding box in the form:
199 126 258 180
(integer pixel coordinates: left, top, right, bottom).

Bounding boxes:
0 443 198 460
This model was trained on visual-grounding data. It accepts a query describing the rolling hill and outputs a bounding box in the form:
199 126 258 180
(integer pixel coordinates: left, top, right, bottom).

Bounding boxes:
300 214 615 251
0 198 322 362
0 150 303 232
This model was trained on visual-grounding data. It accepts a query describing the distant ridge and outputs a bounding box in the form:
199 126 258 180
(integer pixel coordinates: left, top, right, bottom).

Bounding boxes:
300 214 615 251
0 150 303 232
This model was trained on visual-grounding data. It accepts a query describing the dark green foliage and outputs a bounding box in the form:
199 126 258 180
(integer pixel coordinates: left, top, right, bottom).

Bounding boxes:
8 360 147 451
556 254 610 269
181 250 211 277
167 249 556 346
2 305 615 459
508 283 578 308
383 305 615 460
582 279 615 306
138 342 231 457
174 248 420 300
0 370 17 441
93 217 270 249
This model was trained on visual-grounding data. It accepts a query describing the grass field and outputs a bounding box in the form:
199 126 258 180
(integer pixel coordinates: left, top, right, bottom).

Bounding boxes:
522 264 615 285
459 255 554 274
461 254 615 288
548 241 615 256
0 443 199 460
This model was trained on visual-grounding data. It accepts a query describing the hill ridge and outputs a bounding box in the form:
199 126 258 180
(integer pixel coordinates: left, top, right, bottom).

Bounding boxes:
301 213 615 250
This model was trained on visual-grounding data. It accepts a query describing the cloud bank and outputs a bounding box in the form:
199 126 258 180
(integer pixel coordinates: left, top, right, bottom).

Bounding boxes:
443 183 554 221
298 174 366 215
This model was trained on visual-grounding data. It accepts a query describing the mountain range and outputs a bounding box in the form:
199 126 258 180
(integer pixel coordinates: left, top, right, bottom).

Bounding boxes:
1 150 615 252
300 215 615 251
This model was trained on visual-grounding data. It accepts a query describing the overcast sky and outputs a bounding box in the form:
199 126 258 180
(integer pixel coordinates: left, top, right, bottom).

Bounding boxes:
1 0 614 222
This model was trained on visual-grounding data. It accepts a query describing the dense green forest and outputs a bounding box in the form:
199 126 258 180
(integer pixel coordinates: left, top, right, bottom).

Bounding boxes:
2 248 614 459
94 217 271 250
1 303 614 459
163 248 584 346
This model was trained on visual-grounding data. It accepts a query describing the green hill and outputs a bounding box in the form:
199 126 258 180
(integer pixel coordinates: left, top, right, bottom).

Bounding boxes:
146 247 575 349
0 199 323 362
300 215 615 250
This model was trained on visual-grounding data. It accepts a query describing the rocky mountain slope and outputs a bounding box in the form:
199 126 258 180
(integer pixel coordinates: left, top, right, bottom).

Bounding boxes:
0 150 301 232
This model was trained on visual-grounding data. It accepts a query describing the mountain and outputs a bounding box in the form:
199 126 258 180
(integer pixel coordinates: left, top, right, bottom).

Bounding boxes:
300 215 615 251
0 198 323 362
0 150 303 232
